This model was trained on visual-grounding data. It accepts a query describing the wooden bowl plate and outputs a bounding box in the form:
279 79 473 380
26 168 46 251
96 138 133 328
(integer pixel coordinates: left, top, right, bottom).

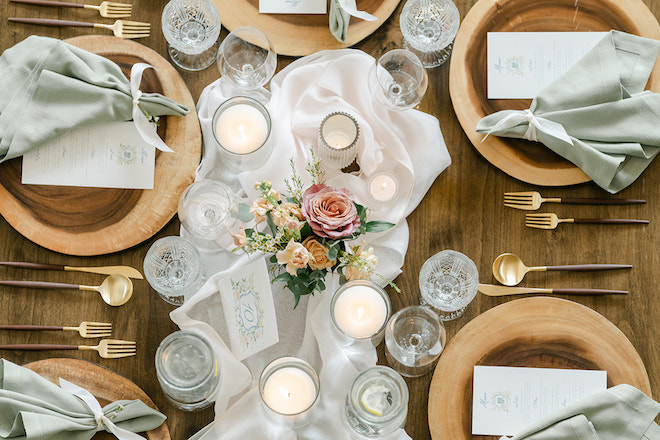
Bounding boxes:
24 358 171 440
449 0 660 186
428 297 651 440
211 0 401 56
0 36 201 256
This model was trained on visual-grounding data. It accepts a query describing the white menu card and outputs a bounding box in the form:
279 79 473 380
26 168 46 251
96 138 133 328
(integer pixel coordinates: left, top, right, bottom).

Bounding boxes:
487 32 607 99
22 121 155 189
259 0 326 14
472 366 607 436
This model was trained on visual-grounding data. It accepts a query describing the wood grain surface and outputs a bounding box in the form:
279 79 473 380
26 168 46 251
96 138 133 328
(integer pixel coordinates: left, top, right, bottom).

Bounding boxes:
25 358 170 440
211 0 401 56
0 1 659 440
450 0 660 185
428 297 651 440
0 36 201 256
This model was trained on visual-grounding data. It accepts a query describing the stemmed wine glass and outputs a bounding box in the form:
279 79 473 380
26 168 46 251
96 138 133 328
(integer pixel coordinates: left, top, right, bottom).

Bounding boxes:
161 0 221 71
217 27 277 102
368 49 428 111
399 0 461 68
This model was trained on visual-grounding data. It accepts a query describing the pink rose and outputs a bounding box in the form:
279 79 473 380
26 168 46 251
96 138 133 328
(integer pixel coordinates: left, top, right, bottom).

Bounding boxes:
302 184 361 239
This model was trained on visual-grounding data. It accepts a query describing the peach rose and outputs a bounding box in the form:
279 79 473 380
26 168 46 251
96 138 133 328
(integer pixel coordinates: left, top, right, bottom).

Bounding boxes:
302 237 336 271
301 184 361 239
344 246 379 281
276 240 310 275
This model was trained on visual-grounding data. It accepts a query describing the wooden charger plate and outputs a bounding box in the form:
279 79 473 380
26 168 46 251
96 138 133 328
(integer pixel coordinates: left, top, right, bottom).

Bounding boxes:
428 297 651 440
24 358 170 440
0 36 201 256
450 0 660 186
212 0 401 56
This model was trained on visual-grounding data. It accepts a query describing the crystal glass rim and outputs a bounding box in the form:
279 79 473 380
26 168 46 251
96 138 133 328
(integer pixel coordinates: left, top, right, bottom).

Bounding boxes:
385 305 444 354
418 249 479 310
374 49 428 98
258 356 321 416
161 0 222 54
177 179 233 234
330 280 392 341
318 111 360 152
347 365 409 424
155 330 218 387
400 0 461 51
219 26 275 74
211 95 272 158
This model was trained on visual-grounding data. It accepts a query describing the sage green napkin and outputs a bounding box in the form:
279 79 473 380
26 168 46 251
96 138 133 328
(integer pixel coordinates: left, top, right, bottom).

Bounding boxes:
329 0 350 42
504 384 660 440
0 359 166 440
0 35 189 163
476 30 660 193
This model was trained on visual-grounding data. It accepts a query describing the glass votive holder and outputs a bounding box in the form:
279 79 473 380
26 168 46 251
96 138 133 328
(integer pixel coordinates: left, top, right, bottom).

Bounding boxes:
419 250 479 321
155 331 220 411
343 366 409 438
212 96 273 171
330 280 392 352
317 112 360 169
178 179 241 253
259 356 320 428
144 236 205 306
367 170 400 206
384 306 446 377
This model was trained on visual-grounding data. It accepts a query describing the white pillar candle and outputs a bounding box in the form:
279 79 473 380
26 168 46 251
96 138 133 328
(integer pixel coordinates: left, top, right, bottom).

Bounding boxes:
369 172 399 202
333 284 388 338
214 103 268 154
262 366 318 415
325 131 353 150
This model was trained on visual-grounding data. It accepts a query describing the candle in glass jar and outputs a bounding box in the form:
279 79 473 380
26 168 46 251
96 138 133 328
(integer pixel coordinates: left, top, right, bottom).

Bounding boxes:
325 131 353 150
369 172 399 202
333 283 388 338
214 103 268 154
262 366 318 415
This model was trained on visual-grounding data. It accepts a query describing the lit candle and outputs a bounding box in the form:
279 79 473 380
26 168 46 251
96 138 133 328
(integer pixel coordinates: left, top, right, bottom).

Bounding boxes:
213 103 268 154
369 172 399 202
317 112 360 169
324 131 353 150
333 283 389 339
262 366 318 414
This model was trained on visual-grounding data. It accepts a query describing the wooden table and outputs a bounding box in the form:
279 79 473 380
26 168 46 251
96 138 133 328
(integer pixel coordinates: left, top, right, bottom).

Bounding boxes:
0 1 659 439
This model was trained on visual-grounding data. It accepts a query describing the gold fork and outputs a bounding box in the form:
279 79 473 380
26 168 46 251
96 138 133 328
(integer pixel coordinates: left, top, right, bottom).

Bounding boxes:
0 322 111 338
505 191 646 211
0 339 136 358
526 213 649 230
10 0 132 18
8 17 149 39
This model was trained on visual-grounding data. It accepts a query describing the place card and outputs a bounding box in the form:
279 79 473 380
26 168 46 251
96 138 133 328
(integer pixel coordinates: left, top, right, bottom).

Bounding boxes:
472 365 607 436
259 0 326 14
487 32 607 99
218 257 279 361
22 121 155 189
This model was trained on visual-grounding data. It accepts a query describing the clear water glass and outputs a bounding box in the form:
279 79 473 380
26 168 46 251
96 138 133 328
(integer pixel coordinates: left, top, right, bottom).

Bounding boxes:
317 112 360 169
385 306 446 377
178 179 241 252
399 0 461 68
155 331 220 411
144 236 204 306
343 366 408 438
419 249 479 320
368 49 428 111
161 0 221 71
217 27 277 102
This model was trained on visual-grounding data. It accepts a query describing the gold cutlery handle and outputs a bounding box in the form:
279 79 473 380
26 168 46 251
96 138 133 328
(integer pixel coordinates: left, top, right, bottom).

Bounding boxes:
573 219 649 224
552 288 628 295
10 0 84 8
560 198 646 205
8 17 94 27
545 264 632 271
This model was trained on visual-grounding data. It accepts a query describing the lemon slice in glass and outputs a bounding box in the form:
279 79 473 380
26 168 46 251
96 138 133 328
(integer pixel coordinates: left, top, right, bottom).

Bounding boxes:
360 384 393 416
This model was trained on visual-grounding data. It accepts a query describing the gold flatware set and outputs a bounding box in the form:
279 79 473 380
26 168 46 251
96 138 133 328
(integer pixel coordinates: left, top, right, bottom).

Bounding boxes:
0 321 112 338
0 340 136 358
8 0 150 39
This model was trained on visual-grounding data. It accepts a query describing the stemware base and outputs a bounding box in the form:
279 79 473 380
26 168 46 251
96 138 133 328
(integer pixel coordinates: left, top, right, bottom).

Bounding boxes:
168 39 220 71
403 40 454 68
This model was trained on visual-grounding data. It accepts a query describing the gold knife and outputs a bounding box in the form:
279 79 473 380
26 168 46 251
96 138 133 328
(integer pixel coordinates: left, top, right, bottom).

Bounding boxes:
478 284 628 296
0 262 143 279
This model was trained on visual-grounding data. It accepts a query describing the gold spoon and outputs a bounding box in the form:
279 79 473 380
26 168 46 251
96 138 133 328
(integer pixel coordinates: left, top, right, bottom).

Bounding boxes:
492 253 632 286
0 274 133 306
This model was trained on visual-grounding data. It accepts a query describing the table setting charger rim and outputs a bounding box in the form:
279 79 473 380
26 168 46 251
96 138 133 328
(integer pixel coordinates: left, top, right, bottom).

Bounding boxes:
211 0 401 56
0 35 201 256
449 0 660 186
427 296 652 440
23 357 171 440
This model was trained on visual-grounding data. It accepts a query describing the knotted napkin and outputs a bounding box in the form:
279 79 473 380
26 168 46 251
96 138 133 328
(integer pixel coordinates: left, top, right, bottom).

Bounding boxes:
500 384 660 440
0 35 190 162
329 0 377 42
476 30 660 193
0 359 166 440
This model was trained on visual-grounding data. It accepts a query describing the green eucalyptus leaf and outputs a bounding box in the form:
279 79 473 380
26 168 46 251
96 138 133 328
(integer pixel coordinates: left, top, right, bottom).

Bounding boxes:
366 221 396 233
237 203 254 223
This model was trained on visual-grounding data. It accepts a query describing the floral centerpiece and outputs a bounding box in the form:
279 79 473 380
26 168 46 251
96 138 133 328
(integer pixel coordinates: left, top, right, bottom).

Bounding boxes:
231 154 396 307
